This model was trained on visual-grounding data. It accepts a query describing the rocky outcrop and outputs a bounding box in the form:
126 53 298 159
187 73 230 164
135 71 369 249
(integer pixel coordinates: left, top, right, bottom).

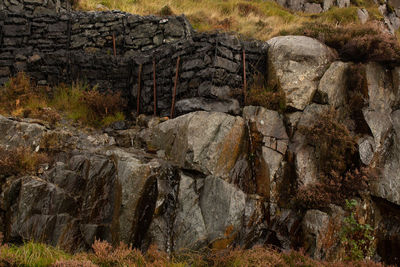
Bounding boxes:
267 36 336 111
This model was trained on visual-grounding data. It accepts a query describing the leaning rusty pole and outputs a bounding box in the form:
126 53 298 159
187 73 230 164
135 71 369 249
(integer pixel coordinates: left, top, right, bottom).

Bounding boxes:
153 57 157 116
170 56 180 119
136 64 142 115
243 48 247 105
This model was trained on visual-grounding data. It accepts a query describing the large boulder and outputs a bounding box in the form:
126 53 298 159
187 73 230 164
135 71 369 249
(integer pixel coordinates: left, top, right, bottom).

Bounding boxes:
267 36 336 110
365 62 395 113
148 111 246 180
317 61 349 108
371 110 400 205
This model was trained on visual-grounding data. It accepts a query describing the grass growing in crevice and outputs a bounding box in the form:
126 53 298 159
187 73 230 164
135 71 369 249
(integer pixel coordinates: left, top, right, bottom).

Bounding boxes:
0 146 50 177
0 73 127 128
246 73 286 113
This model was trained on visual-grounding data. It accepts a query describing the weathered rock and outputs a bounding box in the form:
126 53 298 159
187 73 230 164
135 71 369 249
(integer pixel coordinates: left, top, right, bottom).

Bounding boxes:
295 146 318 187
371 110 400 205
149 111 245 179
175 97 240 116
243 106 289 200
304 3 323 13
363 108 392 150
357 8 369 24
365 62 395 112
200 176 246 242
302 209 330 259
292 104 329 187
336 0 350 8
173 173 207 250
317 61 349 108
0 115 46 149
302 206 344 260
323 0 334 10
358 135 376 165
267 36 336 110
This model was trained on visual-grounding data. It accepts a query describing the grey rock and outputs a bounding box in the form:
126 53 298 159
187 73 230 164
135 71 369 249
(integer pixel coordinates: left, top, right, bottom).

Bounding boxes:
365 62 395 112
0 115 46 149
371 110 400 205
133 23 158 38
357 8 369 24
304 3 323 13
295 145 318 187
318 61 349 108
215 56 239 73
175 97 240 115
267 36 336 110
336 0 350 8
302 209 329 259
286 0 305 11
164 18 185 37
149 111 245 179
182 59 205 71
358 135 376 165
3 24 31 36
200 176 246 242
363 108 392 150
173 173 207 250
323 0 334 10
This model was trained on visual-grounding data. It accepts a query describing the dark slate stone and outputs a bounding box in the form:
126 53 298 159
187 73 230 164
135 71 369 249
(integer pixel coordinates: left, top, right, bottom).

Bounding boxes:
3 24 31 36
215 56 238 73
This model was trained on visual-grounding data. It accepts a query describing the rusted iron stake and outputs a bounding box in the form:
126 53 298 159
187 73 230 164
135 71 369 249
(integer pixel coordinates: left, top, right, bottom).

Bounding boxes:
136 64 142 115
153 57 157 116
170 56 180 119
243 48 247 105
112 33 116 57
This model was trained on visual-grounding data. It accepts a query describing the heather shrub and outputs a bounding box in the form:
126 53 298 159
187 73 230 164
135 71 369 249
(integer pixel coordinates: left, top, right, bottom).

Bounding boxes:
298 110 357 175
279 22 400 63
295 110 374 208
158 5 174 16
246 74 286 112
0 146 50 177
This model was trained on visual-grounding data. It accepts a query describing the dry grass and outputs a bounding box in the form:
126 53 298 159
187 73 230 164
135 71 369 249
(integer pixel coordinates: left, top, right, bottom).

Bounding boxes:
75 0 328 40
0 73 127 128
0 236 387 266
0 146 50 177
74 0 393 45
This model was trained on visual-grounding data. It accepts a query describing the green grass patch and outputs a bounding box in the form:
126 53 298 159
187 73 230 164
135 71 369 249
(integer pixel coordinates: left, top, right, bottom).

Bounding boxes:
0 241 71 267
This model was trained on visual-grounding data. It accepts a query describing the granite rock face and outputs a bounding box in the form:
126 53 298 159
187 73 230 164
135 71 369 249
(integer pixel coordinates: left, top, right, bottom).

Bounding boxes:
267 36 336 111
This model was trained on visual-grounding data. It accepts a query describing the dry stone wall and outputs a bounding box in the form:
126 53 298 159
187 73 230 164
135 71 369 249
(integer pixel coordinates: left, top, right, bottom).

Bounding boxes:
0 2 267 116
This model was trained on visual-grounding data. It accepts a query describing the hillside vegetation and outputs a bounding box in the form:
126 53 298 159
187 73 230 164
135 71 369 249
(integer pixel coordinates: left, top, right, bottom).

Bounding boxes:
75 0 383 41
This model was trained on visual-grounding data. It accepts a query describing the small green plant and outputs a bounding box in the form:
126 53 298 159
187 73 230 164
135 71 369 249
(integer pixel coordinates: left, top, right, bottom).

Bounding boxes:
340 199 375 261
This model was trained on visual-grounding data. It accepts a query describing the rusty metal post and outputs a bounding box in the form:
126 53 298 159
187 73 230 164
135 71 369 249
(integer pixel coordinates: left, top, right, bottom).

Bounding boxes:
136 64 142 115
170 56 180 119
112 33 116 57
243 48 247 105
153 57 157 116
